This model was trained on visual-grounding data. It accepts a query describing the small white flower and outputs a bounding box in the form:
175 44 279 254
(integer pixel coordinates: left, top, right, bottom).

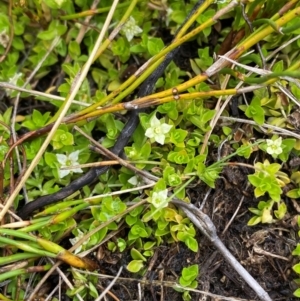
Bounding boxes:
5 72 23 96
128 176 138 186
145 115 172 145
165 7 173 26
56 150 83 178
266 137 283 156
122 16 143 42
149 189 169 208
9 72 22 85
0 30 9 48
128 176 144 193
69 229 89 254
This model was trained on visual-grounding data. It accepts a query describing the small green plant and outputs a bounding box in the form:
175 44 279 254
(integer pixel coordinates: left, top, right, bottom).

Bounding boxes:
292 216 300 298
247 160 290 225
0 0 300 299
244 96 265 125
175 264 199 301
67 269 99 300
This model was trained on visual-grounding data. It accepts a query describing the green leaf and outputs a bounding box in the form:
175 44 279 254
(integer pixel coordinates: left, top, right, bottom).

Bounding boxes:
143 250 154 257
155 227 169 237
247 216 262 226
157 102 178 120
282 18 300 34
111 37 130 63
196 9 215 37
292 244 300 256
126 214 137 226
272 60 284 73
131 225 149 238
52 129 74 149
127 260 144 273
147 37 164 56
88 281 98 298
179 277 192 287
293 263 300 274
184 236 198 252
163 166 182 186
189 280 198 289
130 44 146 53
131 248 147 261
107 242 116 252
144 241 156 250
129 205 144 217
22 110 51 130
0 13 9 30
89 227 107 246
67 285 85 296
157 219 169 230
170 129 188 146
117 238 126 252
154 178 167 191
68 40 81 59
182 264 198 282
245 97 265 125
197 163 222 188
294 288 300 297
37 21 67 40
236 143 252 159
278 138 296 162
195 47 213 70
0 144 9 161
12 37 24 50
171 10 186 24
248 174 261 187
286 188 300 199
274 202 287 220
168 149 189 164
182 291 192 301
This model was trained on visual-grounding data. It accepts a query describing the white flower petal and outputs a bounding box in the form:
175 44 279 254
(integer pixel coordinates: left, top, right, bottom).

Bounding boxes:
128 176 138 185
69 238 82 254
150 115 161 127
145 128 155 139
157 189 168 199
274 147 283 155
125 31 134 42
69 150 80 162
58 169 70 178
155 133 165 145
122 17 142 42
274 137 282 146
69 237 78 245
151 189 169 208
54 0 66 8
161 123 172 134
69 229 86 253
72 168 83 174
165 8 173 26
265 137 282 156
56 154 67 165
0 30 9 48
145 114 172 145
